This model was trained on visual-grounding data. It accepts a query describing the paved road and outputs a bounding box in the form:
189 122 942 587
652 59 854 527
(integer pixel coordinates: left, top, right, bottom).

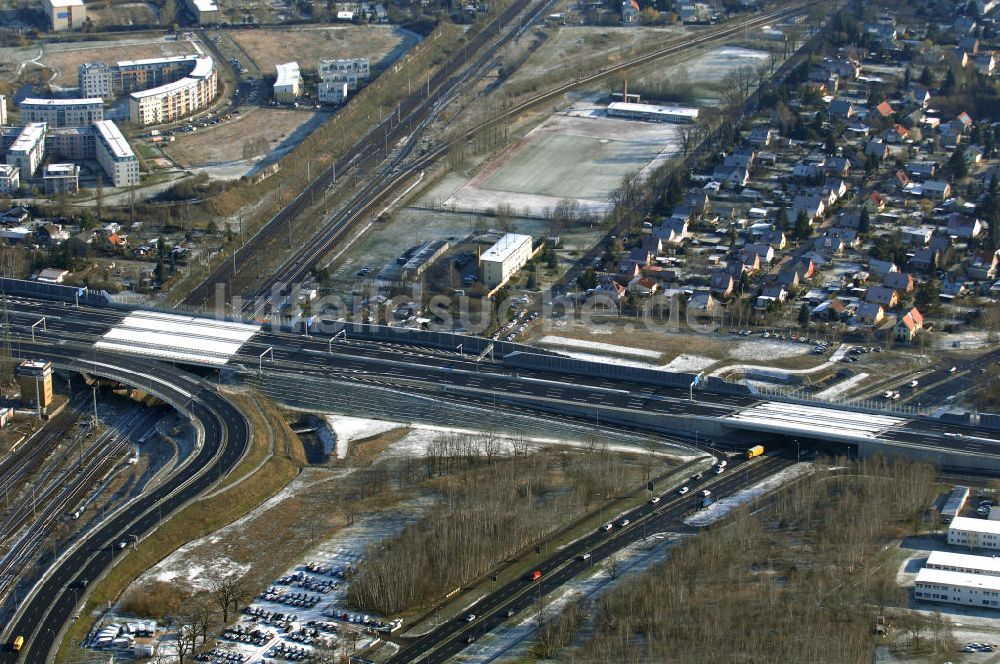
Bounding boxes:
0 345 250 663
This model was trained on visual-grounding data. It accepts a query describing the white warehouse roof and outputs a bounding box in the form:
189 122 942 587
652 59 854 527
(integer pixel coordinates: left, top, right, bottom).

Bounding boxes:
916 567 1000 592
607 101 700 121
927 550 1000 576
950 516 1000 536
275 62 301 87
481 233 531 263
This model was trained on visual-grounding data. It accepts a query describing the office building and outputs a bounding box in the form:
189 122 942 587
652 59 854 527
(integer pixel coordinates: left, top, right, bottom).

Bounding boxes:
94 120 139 187
480 233 533 288
43 0 86 31
19 97 104 128
16 360 53 410
181 0 219 23
948 516 1000 550
43 163 80 195
274 62 301 103
914 567 1000 609
0 164 19 194
318 58 370 92
6 123 47 179
926 550 1000 577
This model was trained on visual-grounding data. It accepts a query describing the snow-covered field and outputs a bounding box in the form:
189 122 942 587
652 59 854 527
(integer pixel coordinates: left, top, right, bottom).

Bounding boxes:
814 372 869 399
661 353 716 372
537 335 663 359
684 463 814 527
726 339 813 361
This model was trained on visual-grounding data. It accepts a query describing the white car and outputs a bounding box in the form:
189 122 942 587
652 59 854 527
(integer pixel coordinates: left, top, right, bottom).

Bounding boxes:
715 465 725 475
579 552 591 561
602 523 613 531
950 366 958 373
649 496 660 504
677 486 690 495
717 459 727 468
701 489 712 497
909 380 919 388
465 614 476 622
619 519 630 527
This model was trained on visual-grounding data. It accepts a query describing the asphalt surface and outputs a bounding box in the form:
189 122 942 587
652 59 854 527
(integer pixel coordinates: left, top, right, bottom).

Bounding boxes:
0 343 250 662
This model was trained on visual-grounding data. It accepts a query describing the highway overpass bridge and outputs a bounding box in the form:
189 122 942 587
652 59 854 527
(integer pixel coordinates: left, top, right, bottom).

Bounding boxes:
2 277 999 471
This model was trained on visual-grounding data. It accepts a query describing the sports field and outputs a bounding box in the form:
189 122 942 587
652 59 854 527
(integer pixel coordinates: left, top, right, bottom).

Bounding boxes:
481 133 659 200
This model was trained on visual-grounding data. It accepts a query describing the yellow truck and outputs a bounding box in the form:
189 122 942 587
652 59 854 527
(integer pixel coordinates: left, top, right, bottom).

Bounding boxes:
746 445 765 460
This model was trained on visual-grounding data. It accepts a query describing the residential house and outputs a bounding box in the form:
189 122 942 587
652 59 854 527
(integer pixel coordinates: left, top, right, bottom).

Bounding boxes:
975 52 997 76
687 290 718 315
906 86 932 108
959 36 980 55
836 210 863 229
34 268 69 283
911 247 940 271
759 229 787 249
873 100 894 120
865 138 889 160
812 298 845 320
0 207 29 225
895 307 924 342
908 161 938 180
740 242 775 265
829 99 856 119
869 258 898 276
947 214 982 238
967 251 1000 280
792 194 826 223
865 286 899 308
621 0 639 22
827 227 861 248
856 302 885 324
627 276 658 296
882 271 915 293
654 217 689 244
826 156 851 178
895 169 911 190
594 279 626 304
865 192 886 213
923 180 952 201
816 235 846 255
749 126 776 146
777 269 801 289
709 270 735 298
901 226 934 246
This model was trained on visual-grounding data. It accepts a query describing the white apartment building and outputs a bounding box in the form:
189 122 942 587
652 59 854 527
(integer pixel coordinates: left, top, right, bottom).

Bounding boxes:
949 516 1000 550
480 233 533 288
274 62 302 103
318 81 348 105
94 120 139 187
43 0 86 31
43 163 80 195
19 97 104 128
78 62 116 99
914 567 1000 609
0 164 19 194
318 58 370 92
926 550 1000 577
128 57 217 126
6 123 47 179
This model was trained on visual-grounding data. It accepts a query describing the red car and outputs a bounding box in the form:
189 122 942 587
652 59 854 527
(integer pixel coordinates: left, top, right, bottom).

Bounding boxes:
530 570 542 581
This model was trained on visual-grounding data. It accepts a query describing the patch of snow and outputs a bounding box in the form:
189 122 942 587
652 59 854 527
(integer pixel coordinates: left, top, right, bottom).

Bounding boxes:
324 415 402 459
661 353 715 372
814 372 869 399
684 462 814 527
553 350 663 368
936 330 992 350
536 335 662 359
727 339 813 361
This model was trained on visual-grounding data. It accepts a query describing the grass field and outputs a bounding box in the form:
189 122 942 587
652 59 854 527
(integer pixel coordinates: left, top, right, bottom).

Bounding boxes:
225 25 418 74
481 132 658 200
41 37 198 87
162 107 329 168
87 2 159 28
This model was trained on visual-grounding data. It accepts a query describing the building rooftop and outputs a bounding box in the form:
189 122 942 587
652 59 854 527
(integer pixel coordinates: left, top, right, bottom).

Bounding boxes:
916 567 1000 592
128 57 213 99
608 101 700 120
44 163 79 176
481 233 532 263
190 0 218 10
116 54 198 69
20 97 103 107
275 62 301 88
10 123 46 153
927 550 1000 575
951 516 1000 535
94 120 135 159
47 0 84 7
189 56 214 79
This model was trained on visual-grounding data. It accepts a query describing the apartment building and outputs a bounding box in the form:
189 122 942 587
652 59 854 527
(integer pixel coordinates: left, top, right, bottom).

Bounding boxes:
43 163 80 195
0 164 19 194
949 516 1000 550
128 56 217 126
43 0 86 31
274 62 302 103
94 120 140 187
18 97 104 128
317 58 370 94
6 123 47 179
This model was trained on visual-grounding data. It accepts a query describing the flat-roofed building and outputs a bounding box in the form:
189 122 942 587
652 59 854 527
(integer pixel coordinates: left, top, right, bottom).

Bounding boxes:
480 233 533 288
44 125 97 161
6 123 47 179
43 163 80 195
19 97 103 128
927 551 1000 577
914 567 1000 608
43 0 86 31
948 516 1000 550
94 120 139 187
128 56 217 126
318 81 349 105
182 0 219 23
607 101 700 123
78 62 117 99
16 359 53 410
318 58 370 92
274 62 302 103
0 164 19 194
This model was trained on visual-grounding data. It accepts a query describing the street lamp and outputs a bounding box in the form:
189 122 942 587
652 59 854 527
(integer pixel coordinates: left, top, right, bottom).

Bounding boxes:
794 439 800 463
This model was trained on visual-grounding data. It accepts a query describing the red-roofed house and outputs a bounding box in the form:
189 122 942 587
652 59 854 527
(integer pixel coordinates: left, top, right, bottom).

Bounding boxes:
895 307 924 342
875 100 894 117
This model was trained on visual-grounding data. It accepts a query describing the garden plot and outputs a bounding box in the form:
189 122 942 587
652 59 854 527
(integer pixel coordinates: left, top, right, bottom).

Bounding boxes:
443 106 684 217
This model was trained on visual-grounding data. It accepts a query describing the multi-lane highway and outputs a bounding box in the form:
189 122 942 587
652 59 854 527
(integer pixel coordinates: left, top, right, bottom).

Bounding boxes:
389 453 795 663
0 344 250 663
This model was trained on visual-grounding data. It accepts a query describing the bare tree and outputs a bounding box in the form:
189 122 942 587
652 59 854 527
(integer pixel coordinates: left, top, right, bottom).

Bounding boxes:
209 574 250 624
